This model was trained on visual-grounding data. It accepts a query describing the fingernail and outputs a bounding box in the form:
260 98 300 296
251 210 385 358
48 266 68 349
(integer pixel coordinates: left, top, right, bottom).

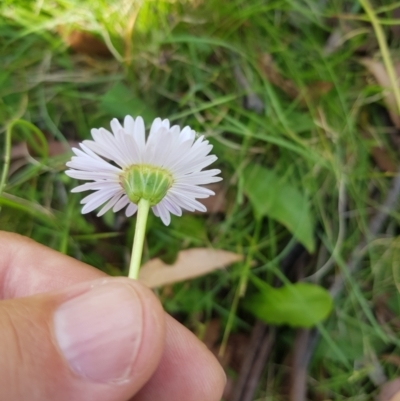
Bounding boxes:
53 280 143 383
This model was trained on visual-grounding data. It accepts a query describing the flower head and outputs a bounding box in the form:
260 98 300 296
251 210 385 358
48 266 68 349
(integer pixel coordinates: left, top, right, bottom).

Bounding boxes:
65 116 222 225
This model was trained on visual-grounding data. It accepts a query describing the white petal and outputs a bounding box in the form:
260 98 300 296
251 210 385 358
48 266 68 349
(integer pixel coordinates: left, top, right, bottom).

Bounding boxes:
172 183 215 197
177 170 222 185
76 143 107 162
66 170 119 181
80 188 117 204
173 155 217 176
161 138 195 171
152 205 160 217
165 192 195 212
167 139 212 173
170 125 180 136
151 130 175 167
71 181 120 193
179 126 195 143
153 202 171 225
97 191 124 216
66 157 121 173
114 130 139 165
161 119 170 129
113 195 130 212
134 116 145 155
149 117 162 137
81 189 118 214
168 190 207 212
110 118 123 136
144 126 168 165
82 140 115 162
161 196 182 216
125 203 138 217
179 175 222 185
124 115 135 135
91 128 129 168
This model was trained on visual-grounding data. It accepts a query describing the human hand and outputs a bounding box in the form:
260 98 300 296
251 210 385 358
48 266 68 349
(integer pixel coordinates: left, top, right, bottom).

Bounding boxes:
0 231 226 401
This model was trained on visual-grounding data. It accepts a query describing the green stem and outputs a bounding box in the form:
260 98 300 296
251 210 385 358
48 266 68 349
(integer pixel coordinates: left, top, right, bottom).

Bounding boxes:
128 198 151 279
1 119 49 198
359 0 400 114
0 123 12 198
219 219 262 356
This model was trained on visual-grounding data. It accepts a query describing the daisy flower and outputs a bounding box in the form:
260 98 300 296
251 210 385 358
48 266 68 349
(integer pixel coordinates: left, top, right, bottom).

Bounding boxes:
66 116 222 279
65 116 222 226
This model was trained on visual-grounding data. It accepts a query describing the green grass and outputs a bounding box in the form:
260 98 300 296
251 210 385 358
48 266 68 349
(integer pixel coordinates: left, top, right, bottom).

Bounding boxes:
2 0 400 399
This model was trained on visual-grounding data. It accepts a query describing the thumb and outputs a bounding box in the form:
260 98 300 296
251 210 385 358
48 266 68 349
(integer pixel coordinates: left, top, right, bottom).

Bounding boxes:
0 277 165 401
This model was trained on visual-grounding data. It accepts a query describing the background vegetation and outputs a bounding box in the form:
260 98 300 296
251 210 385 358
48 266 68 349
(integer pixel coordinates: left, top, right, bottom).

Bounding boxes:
2 0 400 400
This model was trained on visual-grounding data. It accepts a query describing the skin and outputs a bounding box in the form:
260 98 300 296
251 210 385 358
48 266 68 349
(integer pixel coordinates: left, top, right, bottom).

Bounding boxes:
0 230 226 401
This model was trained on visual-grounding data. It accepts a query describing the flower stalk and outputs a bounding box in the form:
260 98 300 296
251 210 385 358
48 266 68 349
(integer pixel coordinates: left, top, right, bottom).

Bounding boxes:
128 198 151 279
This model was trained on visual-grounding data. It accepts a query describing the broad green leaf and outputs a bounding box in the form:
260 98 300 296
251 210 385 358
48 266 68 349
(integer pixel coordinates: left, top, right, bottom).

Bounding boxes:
243 276 333 327
242 164 315 252
100 83 156 121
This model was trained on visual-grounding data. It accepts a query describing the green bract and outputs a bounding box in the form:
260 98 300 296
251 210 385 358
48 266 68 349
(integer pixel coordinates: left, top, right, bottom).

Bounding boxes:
121 164 173 206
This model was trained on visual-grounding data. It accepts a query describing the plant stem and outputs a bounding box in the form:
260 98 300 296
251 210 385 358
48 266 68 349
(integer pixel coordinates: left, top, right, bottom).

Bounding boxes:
219 219 262 356
359 0 400 114
128 198 151 279
0 123 12 198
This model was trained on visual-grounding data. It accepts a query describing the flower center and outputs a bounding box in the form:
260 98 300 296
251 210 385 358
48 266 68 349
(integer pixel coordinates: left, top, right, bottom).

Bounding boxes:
120 164 173 206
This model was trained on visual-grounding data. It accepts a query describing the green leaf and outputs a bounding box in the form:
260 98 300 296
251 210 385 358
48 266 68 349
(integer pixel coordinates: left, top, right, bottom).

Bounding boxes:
243 276 333 327
242 164 315 252
100 83 156 121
